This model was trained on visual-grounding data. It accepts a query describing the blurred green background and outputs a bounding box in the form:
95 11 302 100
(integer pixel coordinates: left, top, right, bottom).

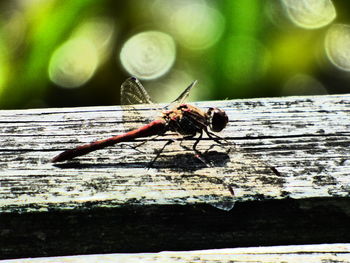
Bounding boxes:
0 0 349 109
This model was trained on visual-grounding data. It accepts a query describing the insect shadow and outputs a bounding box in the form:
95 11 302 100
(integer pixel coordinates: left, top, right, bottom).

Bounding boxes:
52 149 230 171
154 150 230 171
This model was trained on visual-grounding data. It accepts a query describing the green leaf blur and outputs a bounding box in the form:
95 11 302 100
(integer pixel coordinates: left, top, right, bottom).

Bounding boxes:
0 0 348 109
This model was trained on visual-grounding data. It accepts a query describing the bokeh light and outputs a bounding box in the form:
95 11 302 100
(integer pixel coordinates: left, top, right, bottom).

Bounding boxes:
48 17 116 89
48 37 98 88
73 17 116 64
120 31 176 80
281 0 336 29
0 0 349 109
169 3 225 50
325 24 350 72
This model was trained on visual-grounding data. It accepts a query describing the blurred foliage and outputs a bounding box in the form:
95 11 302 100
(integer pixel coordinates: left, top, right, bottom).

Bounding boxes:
0 0 349 109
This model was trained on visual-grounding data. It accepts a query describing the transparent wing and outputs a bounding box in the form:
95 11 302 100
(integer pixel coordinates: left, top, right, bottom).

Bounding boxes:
171 80 197 104
120 77 160 132
118 77 245 210
168 172 236 211
198 142 282 210
164 80 198 110
121 77 154 105
148 136 283 211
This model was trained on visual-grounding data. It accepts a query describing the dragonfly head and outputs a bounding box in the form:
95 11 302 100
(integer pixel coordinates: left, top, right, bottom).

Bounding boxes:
207 107 228 132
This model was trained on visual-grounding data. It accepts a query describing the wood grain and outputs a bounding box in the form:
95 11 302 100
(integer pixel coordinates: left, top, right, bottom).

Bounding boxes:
0 95 349 213
1 94 350 259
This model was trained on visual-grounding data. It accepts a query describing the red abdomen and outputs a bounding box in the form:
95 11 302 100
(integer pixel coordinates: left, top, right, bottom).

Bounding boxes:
52 119 167 162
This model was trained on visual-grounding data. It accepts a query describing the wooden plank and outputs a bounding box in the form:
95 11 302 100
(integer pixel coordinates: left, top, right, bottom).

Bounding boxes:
1 94 350 259
0 94 349 212
2 243 350 263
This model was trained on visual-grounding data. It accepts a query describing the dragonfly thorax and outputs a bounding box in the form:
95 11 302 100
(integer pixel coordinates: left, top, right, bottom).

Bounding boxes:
207 107 228 132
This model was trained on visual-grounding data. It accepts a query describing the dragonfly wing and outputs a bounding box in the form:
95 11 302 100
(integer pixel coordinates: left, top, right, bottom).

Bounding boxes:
151 138 283 211
121 77 154 105
169 172 236 211
172 80 197 104
163 80 198 110
120 77 160 132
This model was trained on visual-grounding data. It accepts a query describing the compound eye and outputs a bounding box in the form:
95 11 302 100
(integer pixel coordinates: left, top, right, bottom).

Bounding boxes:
208 107 228 132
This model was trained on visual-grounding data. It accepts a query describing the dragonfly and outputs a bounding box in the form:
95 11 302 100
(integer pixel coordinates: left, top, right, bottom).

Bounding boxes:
52 77 229 165
52 77 282 211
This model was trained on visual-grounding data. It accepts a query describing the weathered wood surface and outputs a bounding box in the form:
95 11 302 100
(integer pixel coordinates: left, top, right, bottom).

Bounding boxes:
2 244 350 263
1 94 349 212
1 94 350 259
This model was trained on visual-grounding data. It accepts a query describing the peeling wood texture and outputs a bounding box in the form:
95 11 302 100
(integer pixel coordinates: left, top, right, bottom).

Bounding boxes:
1 94 350 259
3 244 350 263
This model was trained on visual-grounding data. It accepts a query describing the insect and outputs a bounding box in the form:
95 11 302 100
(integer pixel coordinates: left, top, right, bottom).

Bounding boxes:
52 77 228 164
52 77 281 211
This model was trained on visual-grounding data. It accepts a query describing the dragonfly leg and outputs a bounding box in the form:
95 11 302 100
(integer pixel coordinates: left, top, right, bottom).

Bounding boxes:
191 131 213 167
192 131 202 151
148 139 176 168
150 133 211 168
206 130 233 146
177 133 201 151
204 131 234 156
177 132 213 167
176 134 208 166
121 135 159 153
179 135 195 149
148 132 220 168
